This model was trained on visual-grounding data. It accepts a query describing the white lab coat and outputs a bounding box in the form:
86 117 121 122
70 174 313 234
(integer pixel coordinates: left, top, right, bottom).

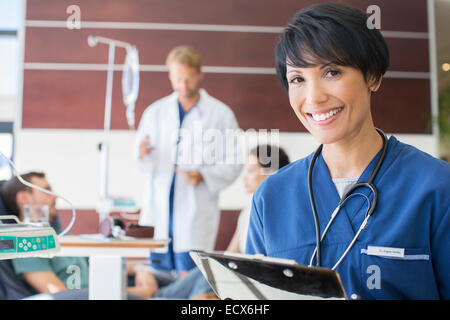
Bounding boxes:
134 89 242 253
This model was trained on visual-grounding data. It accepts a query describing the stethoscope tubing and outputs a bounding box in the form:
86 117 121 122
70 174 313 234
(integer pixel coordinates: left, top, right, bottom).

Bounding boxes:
307 128 388 269
308 192 372 268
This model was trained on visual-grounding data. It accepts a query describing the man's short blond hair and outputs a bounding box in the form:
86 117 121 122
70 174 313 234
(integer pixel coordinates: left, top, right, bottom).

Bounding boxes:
166 46 202 72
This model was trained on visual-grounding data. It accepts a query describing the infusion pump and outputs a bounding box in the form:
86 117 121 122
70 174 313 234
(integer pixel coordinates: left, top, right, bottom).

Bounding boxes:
0 216 60 260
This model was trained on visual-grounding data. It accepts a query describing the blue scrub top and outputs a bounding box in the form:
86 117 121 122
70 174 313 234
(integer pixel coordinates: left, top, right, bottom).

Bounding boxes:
246 136 450 299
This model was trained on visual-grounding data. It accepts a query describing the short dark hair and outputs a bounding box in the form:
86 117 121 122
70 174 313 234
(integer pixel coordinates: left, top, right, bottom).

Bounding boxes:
275 2 390 91
250 145 290 171
0 172 46 218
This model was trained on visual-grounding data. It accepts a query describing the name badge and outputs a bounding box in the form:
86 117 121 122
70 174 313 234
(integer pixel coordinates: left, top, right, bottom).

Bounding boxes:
366 245 405 258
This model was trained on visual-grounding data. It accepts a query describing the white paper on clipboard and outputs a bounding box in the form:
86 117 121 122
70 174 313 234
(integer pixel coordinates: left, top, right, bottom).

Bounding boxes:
190 250 347 300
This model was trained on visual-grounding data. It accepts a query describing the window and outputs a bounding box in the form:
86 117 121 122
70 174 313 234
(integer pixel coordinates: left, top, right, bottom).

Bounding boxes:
0 37 19 96
0 0 22 30
0 0 21 96
0 0 21 175
0 122 13 180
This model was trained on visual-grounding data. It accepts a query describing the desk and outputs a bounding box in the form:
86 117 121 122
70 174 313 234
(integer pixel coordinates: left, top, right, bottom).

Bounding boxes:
58 235 170 300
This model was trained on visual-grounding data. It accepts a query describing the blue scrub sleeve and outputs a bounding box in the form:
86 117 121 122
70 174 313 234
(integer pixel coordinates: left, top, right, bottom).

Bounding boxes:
245 195 266 255
431 206 450 299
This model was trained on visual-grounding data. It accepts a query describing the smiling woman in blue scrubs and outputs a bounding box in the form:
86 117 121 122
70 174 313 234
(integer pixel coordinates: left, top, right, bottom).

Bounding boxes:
245 3 450 299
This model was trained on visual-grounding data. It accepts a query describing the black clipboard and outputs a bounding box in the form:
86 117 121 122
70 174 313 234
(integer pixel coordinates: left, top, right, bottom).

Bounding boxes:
190 250 347 300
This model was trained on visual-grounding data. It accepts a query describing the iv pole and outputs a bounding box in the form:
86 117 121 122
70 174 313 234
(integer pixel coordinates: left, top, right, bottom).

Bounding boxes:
87 36 139 222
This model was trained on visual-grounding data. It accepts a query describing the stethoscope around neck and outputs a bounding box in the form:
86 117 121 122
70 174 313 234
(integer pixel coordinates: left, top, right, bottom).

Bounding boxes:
307 128 388 270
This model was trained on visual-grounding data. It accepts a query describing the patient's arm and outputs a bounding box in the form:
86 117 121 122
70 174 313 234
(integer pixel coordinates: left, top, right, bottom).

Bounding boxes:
22 271 67 294
126 264 159 299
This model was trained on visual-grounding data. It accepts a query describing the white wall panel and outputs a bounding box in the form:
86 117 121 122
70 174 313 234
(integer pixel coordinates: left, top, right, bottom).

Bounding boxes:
15 129 438 211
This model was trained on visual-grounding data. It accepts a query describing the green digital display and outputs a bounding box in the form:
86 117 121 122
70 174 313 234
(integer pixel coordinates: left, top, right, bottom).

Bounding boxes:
0 239 15 250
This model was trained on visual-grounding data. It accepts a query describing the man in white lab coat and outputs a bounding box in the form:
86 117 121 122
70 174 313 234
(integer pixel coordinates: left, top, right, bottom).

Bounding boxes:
134 46 242 278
